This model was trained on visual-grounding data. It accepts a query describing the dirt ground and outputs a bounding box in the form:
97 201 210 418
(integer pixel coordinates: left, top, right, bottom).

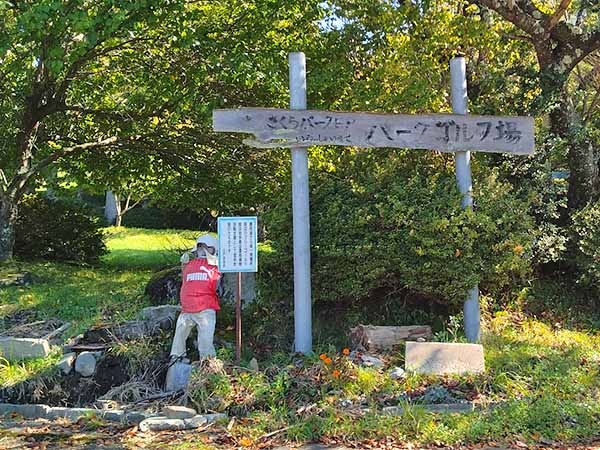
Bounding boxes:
0 418 599 450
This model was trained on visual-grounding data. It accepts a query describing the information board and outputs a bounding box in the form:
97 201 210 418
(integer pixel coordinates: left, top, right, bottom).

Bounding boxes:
217 217 258 273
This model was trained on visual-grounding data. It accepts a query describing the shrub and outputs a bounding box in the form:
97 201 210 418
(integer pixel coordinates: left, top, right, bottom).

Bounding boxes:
260 163 533 313
571 201 600 290
121 206 215 230
15 195 107 263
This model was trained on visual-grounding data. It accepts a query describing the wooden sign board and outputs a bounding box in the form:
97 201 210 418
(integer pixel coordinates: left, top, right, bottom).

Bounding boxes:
213 108 534 155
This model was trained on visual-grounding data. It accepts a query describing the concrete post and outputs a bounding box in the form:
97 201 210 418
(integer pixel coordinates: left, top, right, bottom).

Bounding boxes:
289 52 312 353
450 56 480 343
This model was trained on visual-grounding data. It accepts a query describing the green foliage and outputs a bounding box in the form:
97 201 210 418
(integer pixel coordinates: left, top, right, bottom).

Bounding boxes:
14 195 107 264
571 201 600 290
262 159 533 311
120 206 211 231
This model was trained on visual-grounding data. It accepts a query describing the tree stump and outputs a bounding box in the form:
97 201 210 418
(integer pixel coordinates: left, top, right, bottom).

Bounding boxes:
349 325 432 351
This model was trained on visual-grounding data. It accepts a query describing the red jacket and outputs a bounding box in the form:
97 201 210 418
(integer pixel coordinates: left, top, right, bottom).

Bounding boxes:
180 258 221 313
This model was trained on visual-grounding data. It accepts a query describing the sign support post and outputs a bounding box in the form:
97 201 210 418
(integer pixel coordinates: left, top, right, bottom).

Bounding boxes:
236 272 242 363
289 52 312 354
450 56 480 343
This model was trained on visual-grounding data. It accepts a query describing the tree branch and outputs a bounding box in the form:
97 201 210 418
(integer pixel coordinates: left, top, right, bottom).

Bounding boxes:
59 105 141 121
478 0 547 37
8 135 122 199
546 0 572 32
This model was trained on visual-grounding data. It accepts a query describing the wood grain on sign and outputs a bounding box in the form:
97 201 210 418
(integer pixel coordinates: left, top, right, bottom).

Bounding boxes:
213 108 535 154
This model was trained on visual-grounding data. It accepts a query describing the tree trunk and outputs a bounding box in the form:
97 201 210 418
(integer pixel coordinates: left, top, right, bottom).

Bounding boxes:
544 69 599 211
548 91 599 211
104 191 118 225
349 325 432 351
0 199 18 262
567 130 599 210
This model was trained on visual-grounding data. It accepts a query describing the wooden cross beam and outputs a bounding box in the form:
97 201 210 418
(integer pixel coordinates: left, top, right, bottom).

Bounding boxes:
213 108 534 155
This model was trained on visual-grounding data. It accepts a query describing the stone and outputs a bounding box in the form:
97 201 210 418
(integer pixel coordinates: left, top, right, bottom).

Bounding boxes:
74 351 97 377
57 352 76 375
0 403 152 424
0 337 51 360
404 342 485 375
389 367 406 380
382 402 475 415
138 413 226 432
248 357 259 371
144 267 182 306
220 272 256 306
0 272 33 288
83 320 148 343
165 362 192 392
360 355 385 368
162 405 197 419
139 305 181 330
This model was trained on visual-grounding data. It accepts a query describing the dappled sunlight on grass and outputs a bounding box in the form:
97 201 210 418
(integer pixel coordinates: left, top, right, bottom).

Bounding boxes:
102 227 200 270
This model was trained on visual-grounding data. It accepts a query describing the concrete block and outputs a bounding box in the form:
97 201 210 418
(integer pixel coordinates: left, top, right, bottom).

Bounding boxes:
46 407 98 421
162 405 196 419
74 351 96 377
0 403 50 419
165 362 192 392
138 413 226 432
405 342 485 375
0 337 51 360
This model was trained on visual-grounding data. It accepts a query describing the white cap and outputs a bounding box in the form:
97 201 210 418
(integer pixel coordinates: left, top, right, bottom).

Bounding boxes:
192 234 218 252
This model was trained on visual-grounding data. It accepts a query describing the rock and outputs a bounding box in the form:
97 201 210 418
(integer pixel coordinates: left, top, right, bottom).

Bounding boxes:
74 351 97 377
0 403 153 424
144 267 181 306
360 355 385 368
162 405 197 419
405 342 485 375
220 272 256 306
0 272 33 288
248 357 259 371
83 320 149 343
338 399 353 408
389 367 406 380
139 305 181 331
138 413 226 432
57 352 76 375
165 362 192 392
0 337 51 360
382 402 475 415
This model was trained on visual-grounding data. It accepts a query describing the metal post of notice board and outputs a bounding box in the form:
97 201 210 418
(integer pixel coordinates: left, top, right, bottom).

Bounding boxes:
236 272 242 363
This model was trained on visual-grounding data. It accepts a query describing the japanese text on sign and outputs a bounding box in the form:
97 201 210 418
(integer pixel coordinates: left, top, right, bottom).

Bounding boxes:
213 108 535 155
218 217 258 273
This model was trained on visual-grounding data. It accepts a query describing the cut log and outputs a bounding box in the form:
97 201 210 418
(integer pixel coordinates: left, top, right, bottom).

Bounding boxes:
349 325 432 351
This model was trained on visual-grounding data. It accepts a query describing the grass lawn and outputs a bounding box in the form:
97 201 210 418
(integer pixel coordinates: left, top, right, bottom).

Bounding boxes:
1 227 599 447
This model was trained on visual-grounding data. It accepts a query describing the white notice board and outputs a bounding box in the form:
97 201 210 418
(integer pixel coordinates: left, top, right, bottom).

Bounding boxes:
217 217 258 273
